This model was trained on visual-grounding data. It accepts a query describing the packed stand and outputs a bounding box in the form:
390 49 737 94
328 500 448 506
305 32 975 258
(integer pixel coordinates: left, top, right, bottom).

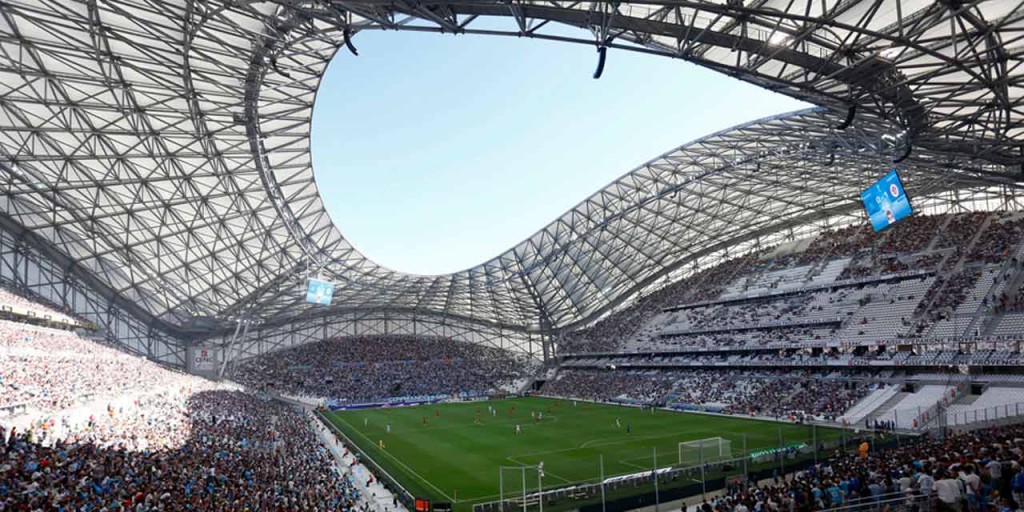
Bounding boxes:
876 213 946 254
233 335 528 402
0 302 375 511
0 320 197 412
719 375 868 422
540 369 679 403
0 286 76 324
798 225 876 263
936 212 989 251
0 390 363 511
803 214 943 264
641 326 835 351
541 369 870 421
9 379 229 452
703 422 1024 512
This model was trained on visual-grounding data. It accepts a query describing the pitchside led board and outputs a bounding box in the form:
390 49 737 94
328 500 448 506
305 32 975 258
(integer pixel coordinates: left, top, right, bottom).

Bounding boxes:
861 169 913 232
305 278 335 306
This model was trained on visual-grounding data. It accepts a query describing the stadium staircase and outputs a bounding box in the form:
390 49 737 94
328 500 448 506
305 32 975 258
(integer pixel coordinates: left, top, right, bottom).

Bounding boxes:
527 366 559 393
626 311 674 349
952 393 981 406
964 241 1024 336
839 384 900 425
862 390 910 426
950 213 997 273
924 214 958 252
803 259 826 282
911 216 996 328
914 379 969 430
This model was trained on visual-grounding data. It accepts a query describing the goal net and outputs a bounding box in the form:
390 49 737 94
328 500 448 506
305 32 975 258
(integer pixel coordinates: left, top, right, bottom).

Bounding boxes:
679 437 732 466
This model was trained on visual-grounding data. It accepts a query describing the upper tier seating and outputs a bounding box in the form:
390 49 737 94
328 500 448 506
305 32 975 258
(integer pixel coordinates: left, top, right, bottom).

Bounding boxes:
0 286 76 324
0 320 195 413
563 212 1024 356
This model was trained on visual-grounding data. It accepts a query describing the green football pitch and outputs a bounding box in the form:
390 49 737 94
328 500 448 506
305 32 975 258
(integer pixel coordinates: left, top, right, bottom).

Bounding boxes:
321 397 851 511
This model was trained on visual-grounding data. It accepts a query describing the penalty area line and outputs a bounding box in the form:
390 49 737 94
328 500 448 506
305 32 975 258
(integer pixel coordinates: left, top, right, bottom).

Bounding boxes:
618 459 651 471
506 456 574 485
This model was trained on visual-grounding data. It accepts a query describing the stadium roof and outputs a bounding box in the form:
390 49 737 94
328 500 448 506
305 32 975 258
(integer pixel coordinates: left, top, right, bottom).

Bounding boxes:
0 0 1022 338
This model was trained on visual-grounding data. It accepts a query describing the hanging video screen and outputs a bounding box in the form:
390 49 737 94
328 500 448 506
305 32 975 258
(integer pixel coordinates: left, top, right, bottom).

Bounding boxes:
305 278 335 305
861 169 913 232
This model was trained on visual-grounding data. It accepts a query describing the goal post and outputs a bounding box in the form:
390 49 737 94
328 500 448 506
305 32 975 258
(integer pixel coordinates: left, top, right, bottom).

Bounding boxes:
678 437 732 466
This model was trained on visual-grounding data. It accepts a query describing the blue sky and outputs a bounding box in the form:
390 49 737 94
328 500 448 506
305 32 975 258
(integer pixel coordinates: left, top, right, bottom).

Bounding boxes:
311 30 808 275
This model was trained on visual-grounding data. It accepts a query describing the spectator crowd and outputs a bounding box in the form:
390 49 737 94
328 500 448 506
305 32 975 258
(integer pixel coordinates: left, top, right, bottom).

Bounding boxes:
6 210 1024 511
701 422 1024 512
0 293 399 512
1 320 201 412
233 336 530 402
1 390 364 510
0 285 77 325
562 211 1024 358
540 368 870 421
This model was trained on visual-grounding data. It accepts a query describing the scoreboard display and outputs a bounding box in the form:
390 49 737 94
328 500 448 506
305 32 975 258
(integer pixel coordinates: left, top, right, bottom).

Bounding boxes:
861 169 913 232
305 278 335 305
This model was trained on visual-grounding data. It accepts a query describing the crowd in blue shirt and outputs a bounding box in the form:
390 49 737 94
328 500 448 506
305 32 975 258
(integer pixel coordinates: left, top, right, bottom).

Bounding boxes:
695 423 1024 512
234 336 528 403
0 391 362 511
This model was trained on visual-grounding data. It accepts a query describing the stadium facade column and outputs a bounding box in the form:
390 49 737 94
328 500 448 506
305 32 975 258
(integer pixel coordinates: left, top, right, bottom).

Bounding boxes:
534 315 552 364
541 333 551 363
515 263 553 362
0 218 186 366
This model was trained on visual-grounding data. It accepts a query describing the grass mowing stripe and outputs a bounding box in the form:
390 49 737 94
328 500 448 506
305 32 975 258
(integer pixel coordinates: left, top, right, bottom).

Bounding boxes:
333 414 457 502
323 397 847 512
618 459 650 471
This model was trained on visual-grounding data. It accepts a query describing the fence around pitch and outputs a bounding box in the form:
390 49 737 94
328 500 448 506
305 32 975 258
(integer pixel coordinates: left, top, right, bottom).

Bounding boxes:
316 410 418 512
946 401 1024 428
471 424 919 512
824 489 930 512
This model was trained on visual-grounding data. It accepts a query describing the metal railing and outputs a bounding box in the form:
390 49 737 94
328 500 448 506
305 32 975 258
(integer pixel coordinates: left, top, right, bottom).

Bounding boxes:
948 400 1024 427
315 410 417 511
470 427 918 512
824 489 926 512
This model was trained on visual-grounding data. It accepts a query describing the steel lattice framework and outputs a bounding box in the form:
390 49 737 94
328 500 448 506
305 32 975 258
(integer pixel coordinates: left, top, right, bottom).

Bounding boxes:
0 0 1023 357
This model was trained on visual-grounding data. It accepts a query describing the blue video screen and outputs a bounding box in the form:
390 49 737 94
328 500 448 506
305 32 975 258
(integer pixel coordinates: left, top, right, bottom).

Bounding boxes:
861 169 913 232
305 278 335 305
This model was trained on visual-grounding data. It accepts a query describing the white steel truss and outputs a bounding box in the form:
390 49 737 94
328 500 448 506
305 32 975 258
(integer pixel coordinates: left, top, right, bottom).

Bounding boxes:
0 1 1022 354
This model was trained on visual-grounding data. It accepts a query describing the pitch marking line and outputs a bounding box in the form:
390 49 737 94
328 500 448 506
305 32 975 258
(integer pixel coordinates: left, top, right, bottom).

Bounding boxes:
504 432 692 477
508 432 683 461
578 431 688 449
333 415 456 503
618 459 651 471
505 456 574 485
364 416 558 435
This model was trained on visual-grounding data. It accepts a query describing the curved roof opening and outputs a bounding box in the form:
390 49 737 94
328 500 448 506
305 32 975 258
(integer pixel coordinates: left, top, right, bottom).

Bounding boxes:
311 30 808 275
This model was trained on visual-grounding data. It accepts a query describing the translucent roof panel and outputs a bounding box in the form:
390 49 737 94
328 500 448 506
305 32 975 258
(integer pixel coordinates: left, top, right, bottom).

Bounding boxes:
0 0 1021 336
